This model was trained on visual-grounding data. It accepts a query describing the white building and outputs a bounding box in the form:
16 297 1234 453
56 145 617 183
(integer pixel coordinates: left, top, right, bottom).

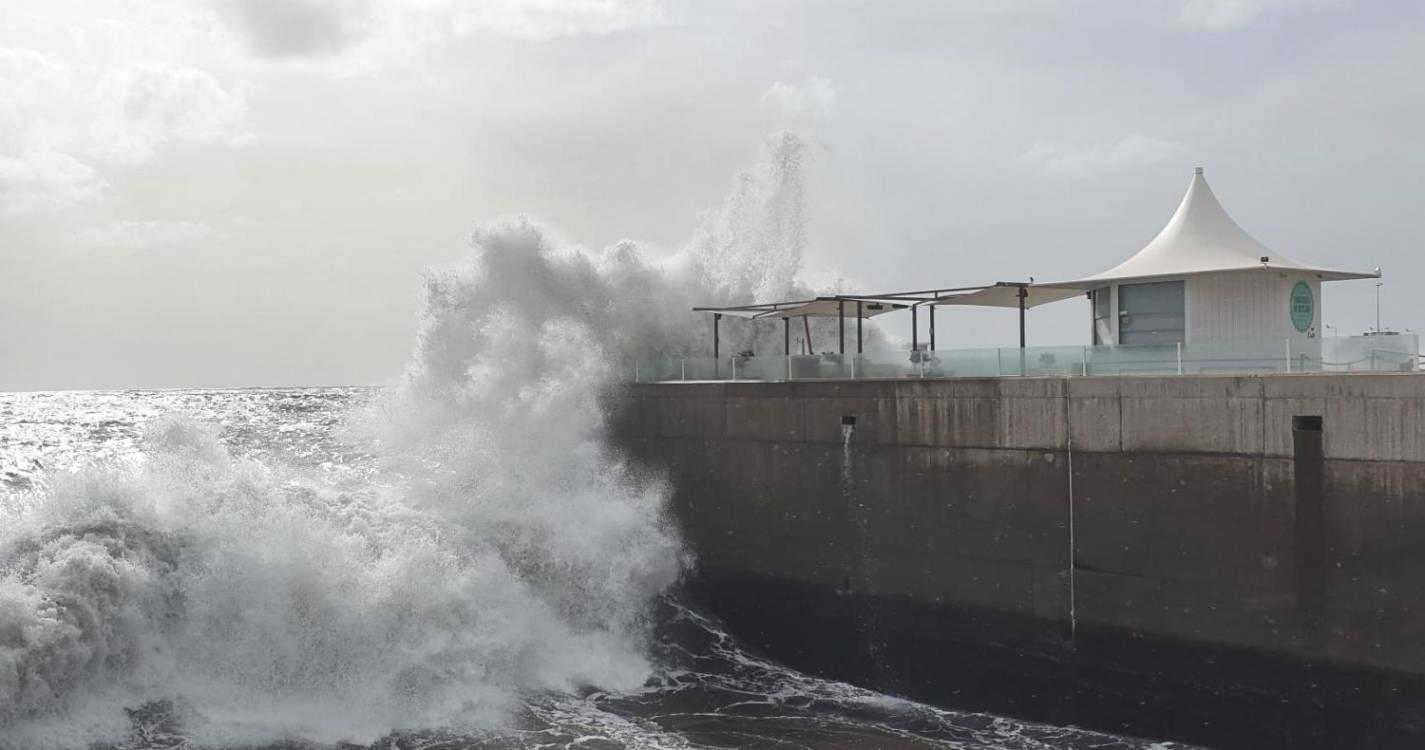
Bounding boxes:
1039 168 1379 348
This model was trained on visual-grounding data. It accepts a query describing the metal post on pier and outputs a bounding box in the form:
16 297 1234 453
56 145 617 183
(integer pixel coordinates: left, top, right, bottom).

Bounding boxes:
856 301 864 354
912 305 919 353
713 313 721 359
1018 285 1027 348
1018 285 1028 376
713 312 722 379
929 304 936 351
838 299 846 355
784 317 792 380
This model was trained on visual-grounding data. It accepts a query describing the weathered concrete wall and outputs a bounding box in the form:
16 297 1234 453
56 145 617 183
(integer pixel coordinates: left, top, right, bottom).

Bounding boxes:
612 372 1425 749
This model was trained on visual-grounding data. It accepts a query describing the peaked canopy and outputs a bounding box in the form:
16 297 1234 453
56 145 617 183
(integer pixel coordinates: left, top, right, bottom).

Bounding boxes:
1038 167 1379 290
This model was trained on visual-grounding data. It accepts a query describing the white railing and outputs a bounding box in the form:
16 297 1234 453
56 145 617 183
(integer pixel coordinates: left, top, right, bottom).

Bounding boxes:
631 335 1420 383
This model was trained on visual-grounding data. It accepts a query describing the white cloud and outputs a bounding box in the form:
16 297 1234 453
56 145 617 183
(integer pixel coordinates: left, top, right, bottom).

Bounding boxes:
760 76 838 120
1021 134 1190 177
1179 0 1345 31
0 45 249 212
448 0 667 41
74 219 217 249
217 0 368 57
86 64 251 164
0 151 106 214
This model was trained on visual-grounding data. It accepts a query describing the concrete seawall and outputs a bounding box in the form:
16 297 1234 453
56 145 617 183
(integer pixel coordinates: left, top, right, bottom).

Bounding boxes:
611 373 1425 749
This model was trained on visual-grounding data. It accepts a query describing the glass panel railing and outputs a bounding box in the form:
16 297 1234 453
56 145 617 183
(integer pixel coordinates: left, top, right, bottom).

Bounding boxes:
630 335 1419 382
1320 334 1419 372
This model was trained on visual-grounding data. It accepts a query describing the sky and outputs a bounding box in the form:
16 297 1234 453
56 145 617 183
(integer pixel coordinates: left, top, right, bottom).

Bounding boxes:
2 0 1422 390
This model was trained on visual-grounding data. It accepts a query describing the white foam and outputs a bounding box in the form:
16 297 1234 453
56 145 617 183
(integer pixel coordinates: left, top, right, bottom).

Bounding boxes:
0 133 845 747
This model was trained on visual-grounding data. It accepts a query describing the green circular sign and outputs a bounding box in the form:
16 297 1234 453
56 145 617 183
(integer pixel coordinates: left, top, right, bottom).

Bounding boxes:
1290 281 1314 333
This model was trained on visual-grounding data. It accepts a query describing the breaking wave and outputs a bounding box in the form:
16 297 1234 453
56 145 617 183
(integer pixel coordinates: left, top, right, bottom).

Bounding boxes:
0 132 865 747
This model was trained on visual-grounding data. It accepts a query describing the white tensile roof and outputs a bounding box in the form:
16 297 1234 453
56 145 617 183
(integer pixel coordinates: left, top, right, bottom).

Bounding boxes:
1037 167 1379 290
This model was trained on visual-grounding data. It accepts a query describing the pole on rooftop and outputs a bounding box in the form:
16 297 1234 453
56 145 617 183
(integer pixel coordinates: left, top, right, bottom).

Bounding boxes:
1018 285 1027 377
1018 286 1027 348
856 301 864 354
713 313 721 359
838 300 846 355
912 305 919 352
929 304 936 351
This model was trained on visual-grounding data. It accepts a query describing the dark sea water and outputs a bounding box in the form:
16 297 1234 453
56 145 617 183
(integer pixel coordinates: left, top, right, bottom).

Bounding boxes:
0 389 1189 750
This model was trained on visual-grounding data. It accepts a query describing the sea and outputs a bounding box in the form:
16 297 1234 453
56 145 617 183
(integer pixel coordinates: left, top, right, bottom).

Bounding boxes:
1 134 1190 749
0 388 1188 750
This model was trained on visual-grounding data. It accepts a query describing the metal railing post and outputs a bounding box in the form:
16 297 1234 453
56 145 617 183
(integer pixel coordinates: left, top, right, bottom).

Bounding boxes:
1176 342 1183 375
1082 346 1088 376
681 358 686 381
1285 339 1292 373
634 361 640 383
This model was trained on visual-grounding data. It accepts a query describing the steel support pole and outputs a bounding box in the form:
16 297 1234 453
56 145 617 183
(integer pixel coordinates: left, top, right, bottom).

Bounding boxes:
839 300 846 354
856 301 864 354
1018 286 1027 348
803 316 812 355
929 304 936 351
1018 286 1027 376
912 305 919 352
713 313 721 358
784 316 790 355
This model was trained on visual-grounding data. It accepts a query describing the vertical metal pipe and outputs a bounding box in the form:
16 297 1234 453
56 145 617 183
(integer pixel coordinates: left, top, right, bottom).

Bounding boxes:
713 313 721 380
912 305 919 352
784 317 792 381
1018 286 1027 348
713 313 721 359
803 316 812 355
839 300 846 354
1018 286 1028 376
929 304 936 351
856 301 863 354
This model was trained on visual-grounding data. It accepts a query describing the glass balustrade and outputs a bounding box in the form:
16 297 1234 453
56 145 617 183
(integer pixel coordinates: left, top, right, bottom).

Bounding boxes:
630 334 1419 382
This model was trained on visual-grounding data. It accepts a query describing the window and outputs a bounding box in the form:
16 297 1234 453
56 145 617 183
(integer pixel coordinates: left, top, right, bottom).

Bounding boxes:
1091 287 1111 345
1118 280 1184 346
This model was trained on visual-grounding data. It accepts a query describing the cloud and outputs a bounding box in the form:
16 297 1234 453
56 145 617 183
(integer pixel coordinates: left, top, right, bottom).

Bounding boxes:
760 76 838 120
217 0 370 57
74 219 217 249
1179 0 1345 31
213 0 668 55
0 151 106 214
448 0 667 41
1021 134 1190 177
0 45 249 212
86 64 251 164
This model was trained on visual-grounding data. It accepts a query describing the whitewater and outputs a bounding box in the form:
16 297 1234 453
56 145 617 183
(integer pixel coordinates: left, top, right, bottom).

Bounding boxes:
0 135 1187 749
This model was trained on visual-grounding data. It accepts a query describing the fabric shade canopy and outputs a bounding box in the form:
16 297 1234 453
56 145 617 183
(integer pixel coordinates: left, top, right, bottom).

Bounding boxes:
695 297 909 319
1038 168 1379 290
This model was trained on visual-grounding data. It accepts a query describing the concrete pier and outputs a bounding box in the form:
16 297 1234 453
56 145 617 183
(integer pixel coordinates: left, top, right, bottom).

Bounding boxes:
612 373 1425 749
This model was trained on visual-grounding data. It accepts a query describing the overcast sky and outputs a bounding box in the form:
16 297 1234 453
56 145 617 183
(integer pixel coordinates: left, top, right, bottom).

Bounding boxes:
3 0 1422 390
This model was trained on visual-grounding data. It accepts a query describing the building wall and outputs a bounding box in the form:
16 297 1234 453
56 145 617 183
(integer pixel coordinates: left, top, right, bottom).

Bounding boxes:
1188 269 1322 345
612 374 1425 749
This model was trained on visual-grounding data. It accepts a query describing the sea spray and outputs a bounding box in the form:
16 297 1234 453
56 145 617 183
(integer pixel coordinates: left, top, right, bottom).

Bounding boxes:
0 132 890 747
